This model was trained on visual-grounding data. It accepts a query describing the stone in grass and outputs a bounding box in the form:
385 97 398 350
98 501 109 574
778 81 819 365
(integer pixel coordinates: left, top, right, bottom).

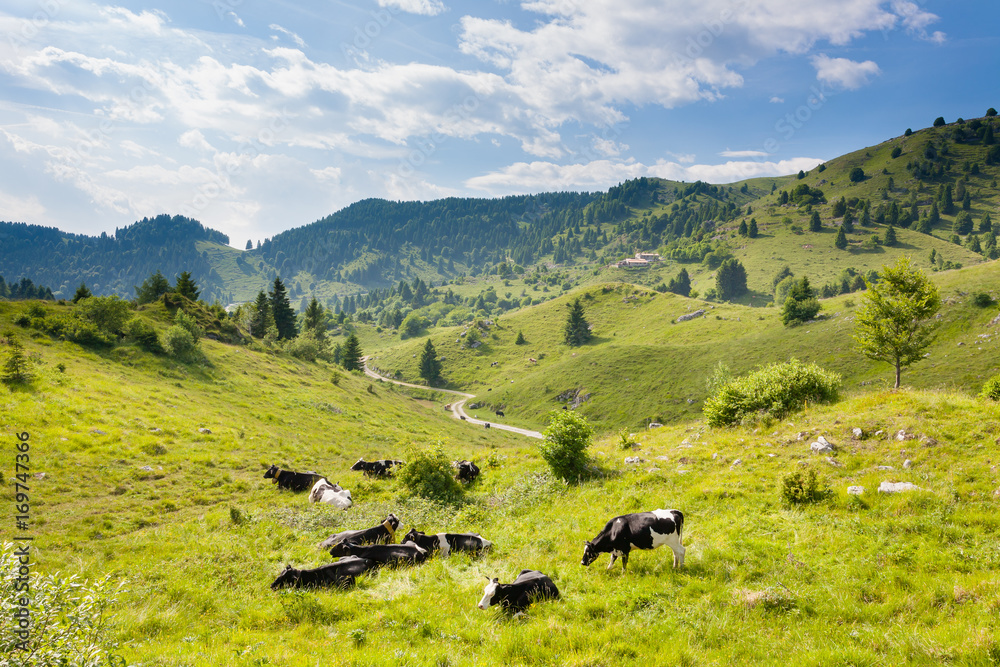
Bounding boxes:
825 457 843 468
810 437 835 454
198 427 212 434
847 486 865 496
878 481 921 494
903 459 913 469
624 456 644 465
876 466 894 471
852 427 864 439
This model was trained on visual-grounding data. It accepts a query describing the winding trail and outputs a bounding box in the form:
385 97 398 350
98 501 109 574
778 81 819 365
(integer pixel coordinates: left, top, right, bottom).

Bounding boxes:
363 358 543 439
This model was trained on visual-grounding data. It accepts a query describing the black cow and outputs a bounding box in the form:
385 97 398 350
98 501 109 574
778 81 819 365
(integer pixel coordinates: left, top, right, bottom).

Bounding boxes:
581 509 685 572
495 410 505 417
484 423 491 429
402 529 492 557
270 556 376 590
317 513 400 550
478 570 560 613
453 460 480 483
350 458 404 478
264 464 322 492
328 541 428 566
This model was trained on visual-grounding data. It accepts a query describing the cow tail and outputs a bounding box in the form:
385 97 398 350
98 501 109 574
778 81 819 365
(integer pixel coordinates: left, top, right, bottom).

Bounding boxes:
675 510 684 540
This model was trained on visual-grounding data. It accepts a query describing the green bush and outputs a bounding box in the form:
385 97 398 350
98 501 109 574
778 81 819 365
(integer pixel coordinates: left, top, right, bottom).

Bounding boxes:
76 295 131 337
971 292 994 307
539 409 594 481
163 325 196 358
780 469 823 504
39 314 112 346
980 375 1000 401
703 359 841 426
396 447 464 503
285 333 323 362
173 310 202 343
124 317 163 353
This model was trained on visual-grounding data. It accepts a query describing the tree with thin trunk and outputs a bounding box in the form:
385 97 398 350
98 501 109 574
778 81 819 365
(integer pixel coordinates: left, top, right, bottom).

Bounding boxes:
563 298 591 346
418 338 442 386
853 256 940 389
341 333 363 372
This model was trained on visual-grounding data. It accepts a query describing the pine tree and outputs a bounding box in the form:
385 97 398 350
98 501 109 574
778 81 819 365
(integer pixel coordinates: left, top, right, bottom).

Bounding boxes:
341 333 363 371
269 277 297 340
667 268 691 297
981 213 993 233
809 211 822 232
1 336 32 385
738 220 748 236
174 271 200 302
245 240 253 250
73 282 92 303
418 338 443 386
835 226 848 250
781 277 820 326
302 297 326 342
251 290 271 338
136 271 171 304
883 224 897 246
748 219 758 238
564 298 592 346
515 331 526 345
715 258 748 301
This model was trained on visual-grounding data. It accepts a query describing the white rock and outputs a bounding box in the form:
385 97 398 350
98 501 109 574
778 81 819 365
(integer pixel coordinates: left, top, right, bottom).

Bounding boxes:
810 441 835 454
847 486 865 496
731 459 742 467
876 465 894 471
198 427 212 434
903 459 913 469
852 427 864 439
825 457 843 467
817 435 832 447
624 457 644 465
878 481 921 494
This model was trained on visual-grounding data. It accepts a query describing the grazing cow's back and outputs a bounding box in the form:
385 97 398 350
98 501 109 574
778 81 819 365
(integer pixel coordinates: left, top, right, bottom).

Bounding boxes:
478 570 560 613
581 509 685 572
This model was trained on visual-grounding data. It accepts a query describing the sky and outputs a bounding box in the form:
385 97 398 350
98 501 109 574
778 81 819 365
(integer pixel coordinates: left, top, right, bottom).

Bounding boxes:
0 0 997 246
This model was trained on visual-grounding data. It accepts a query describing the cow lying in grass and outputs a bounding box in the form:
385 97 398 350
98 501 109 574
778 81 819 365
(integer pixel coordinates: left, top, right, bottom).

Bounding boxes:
581 509 685 572
453 460 480 483
350 458 404 478
264 465 322 492
401 529 491 558
477 570 560 613
317 514 400 550
270 556 376 590
327 541 428 566
308 478 352 509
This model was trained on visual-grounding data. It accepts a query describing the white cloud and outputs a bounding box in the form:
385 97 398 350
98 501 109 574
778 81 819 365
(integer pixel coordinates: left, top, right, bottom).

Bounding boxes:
269 24 307 48
720 149 770 158
311 166 342 183
769 96 785 103
811 54 881 90
377 0 447 16
179 129 214 153
0 189 46 223
891 1 946 43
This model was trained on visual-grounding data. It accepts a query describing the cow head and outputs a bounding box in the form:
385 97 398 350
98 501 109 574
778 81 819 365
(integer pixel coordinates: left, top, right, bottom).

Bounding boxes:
478 576 500 610
271 564 298 590
581 541 599 567
350 459 366 472
401 528 422 544
385 513 400 530
329 541 356 558
263 464 279 479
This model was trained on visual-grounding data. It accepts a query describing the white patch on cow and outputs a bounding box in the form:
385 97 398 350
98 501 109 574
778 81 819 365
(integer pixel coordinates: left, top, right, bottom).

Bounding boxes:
478 580 498 609
436 534 450 557
309 478 353 509
648 509 685 567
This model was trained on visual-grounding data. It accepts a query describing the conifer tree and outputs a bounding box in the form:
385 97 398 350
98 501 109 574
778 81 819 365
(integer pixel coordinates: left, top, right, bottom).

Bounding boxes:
73 282 92 303
174 271 200 301
981 212 993 233
883 225 897 246
835 225 848 250
341 333 363 371
1 336 32 385
809 211 822 232
781 277 820 326
418 338 443 386
136 271 171 304
748 219 758 238
715 259 748 301
667 268 691 297
269 277 297 340
302 297 326 342
515 330 526 345
564 298 592 346
250 290 271 338
738 220 748 236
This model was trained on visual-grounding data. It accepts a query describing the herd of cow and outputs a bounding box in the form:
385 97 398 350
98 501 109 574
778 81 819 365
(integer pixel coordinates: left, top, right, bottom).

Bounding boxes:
264 460 686 614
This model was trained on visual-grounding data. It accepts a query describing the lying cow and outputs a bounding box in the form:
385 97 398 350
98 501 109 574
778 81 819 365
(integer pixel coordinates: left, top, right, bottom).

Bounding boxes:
581 509 685 572
270 556 375 590
317 514 400 550
478 570 560 613
308 478 352 509
328 541 427 566
350 458 404 478
264 464 322 492
401 529 492 557
453 460 480 483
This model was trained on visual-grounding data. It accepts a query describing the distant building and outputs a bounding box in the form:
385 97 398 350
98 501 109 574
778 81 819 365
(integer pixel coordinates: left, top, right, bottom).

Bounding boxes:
635 251 662 262
616 258 650 270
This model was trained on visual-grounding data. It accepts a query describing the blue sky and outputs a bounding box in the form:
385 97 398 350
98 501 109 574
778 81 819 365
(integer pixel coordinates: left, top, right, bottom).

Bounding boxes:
0 0 997 246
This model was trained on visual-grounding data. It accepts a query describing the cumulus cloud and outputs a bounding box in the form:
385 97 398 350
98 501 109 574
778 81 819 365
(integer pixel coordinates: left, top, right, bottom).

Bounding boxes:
811 54 881 90
377 0 447 16
891 1 946 43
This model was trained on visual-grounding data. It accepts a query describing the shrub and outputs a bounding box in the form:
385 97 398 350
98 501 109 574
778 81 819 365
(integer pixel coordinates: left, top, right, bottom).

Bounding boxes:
980 375 1000 401
163 325 196 357
703 359 842 426
971 292 994 308
41 315 112 346
781 469 823 504
173 310 202 343
396 447 464 503
539 409 594 481
1 542 124 665
76 295 131 337
285 333 323 362
124 317 163 353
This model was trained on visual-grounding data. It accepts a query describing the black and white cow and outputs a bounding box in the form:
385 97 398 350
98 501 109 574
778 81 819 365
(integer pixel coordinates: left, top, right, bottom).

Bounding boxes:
453 460 480 483
270 556 376 590
477 570 560 613
264 464 323 492
327 541 428 565
495 410 505 417
350 458 404 478
308 478 353 509
581 509 685 572
401 529 492 557
317 514 400 550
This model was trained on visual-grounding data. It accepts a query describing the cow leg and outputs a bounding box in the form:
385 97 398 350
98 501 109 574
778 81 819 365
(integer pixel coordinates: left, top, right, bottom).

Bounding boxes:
669 539 686 568
606 552 618 570
621 550 629 572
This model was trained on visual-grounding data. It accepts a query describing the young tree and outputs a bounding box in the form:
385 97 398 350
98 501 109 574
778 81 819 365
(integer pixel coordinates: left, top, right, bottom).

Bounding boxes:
835 225 848 250
667 268 691 297
748 218 759 238
715 259 748 300
269 277 297 340
302 297 327 342
809 211 822 232
174 271 200 302
341 333 363 372
72 282 92 303
853 256 940 389
849 167 865 183
980 212 993 233
883 224 898 246
1 336 32 385
564 298 592 346
245 239 253 250
781 277 820 326
418 338 443 386
539 409 594 482
515 330 527 345
738 220 748 236
135 271 171 304
250 290 271 338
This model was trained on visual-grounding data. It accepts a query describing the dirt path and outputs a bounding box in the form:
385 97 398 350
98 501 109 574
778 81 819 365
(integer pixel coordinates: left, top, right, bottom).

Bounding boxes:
363 359 543 440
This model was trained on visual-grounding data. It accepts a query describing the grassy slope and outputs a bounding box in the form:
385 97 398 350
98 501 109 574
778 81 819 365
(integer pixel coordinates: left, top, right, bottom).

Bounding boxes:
4 306 1000 664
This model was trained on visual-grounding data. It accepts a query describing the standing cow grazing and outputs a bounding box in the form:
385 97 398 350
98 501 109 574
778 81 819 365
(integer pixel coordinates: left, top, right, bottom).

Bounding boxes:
581 509 685 572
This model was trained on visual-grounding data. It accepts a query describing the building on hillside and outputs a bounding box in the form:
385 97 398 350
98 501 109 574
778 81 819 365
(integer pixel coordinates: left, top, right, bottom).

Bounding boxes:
616 258 650 270
635 251 662 262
